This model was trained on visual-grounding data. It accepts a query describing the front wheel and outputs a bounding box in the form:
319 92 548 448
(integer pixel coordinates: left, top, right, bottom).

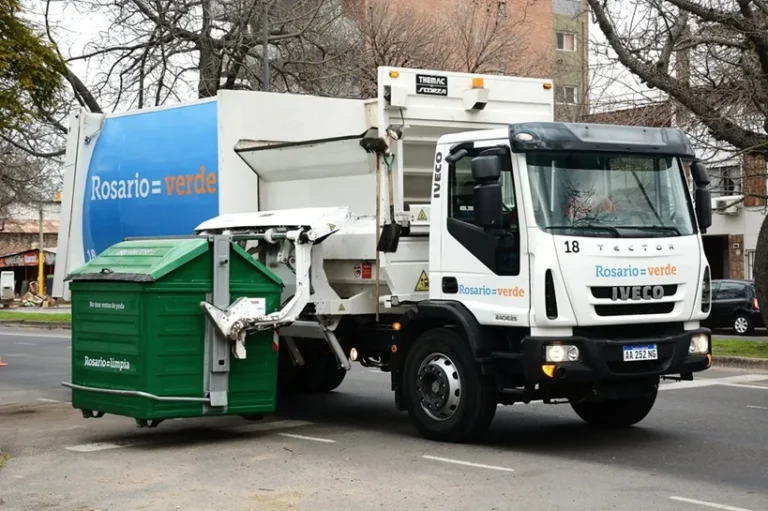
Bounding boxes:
403 327 497 443
733 314 754 336
570 389 657 428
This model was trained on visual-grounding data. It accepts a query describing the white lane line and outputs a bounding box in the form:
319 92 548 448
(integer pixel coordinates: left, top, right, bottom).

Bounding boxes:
64 420 315 452
669 496 754 511
423 455 514 473
36 398 67 403
660 374 768 391
65 442 126 452
719 383 768 391
747 405 768 410
15 341 36 346
278 432 336 443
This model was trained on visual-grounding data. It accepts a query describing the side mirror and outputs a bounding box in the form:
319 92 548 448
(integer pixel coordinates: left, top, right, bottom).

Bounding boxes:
471 154 503 228
471 155 502 182
690 160 710 186
695 187 712 232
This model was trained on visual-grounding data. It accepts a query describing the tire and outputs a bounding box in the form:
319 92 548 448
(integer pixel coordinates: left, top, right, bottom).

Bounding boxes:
298 347 347 394
733 314 754 336
570 388 657 428
402 327 498 443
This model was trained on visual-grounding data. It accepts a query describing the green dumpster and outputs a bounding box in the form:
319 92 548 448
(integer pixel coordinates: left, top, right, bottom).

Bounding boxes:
64 235 283 424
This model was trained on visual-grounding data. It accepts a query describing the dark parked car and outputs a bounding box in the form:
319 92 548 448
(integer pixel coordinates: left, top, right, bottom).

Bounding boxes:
702 279 764 335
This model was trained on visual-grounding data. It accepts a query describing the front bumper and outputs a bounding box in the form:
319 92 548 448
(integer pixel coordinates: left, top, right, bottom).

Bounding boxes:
521 328 712 383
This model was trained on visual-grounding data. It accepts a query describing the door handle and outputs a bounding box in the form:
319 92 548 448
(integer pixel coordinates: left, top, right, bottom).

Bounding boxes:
442 276 458 294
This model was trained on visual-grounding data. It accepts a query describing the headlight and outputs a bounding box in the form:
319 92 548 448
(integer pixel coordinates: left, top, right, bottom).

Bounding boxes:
689 334 709 354
545 344 581 362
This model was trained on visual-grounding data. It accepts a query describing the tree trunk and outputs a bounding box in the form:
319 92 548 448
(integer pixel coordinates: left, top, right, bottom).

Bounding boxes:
753 214 768 327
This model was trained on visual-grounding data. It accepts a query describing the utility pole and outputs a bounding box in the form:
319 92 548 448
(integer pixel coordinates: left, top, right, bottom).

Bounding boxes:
38 202 45 296
262 0 271 92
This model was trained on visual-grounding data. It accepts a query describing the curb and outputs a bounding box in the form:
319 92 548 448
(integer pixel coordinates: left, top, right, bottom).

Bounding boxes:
712 356 768 371
0 320 72 330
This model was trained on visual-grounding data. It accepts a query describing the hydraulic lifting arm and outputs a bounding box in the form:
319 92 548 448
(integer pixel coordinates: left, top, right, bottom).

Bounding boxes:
200 227 315 359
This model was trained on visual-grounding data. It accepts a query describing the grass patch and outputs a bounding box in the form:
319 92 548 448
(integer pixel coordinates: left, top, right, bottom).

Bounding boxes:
0 452 10 471
0 311 71 323
713 339 768 359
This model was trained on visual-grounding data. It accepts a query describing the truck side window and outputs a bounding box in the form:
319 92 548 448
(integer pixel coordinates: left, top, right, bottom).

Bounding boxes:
446 150 520 276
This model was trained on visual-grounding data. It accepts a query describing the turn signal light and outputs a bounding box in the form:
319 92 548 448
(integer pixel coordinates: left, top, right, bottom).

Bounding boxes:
542 364 555 378
389 70 400 78
472 77 484 89
392 322 401 331
543 82 553 90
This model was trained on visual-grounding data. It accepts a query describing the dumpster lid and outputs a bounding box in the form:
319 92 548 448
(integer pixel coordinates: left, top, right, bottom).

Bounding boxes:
66 238 211 283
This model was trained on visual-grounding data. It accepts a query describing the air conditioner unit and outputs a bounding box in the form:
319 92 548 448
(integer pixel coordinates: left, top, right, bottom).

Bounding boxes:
711 194 743 215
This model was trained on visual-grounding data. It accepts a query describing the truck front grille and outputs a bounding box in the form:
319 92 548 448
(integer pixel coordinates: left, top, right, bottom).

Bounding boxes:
594 302 675 317
590 284 678 299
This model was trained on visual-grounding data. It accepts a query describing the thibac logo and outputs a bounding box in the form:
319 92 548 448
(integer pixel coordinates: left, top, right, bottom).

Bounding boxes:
90 165 217 201
459 284 526 298
595 264 678 278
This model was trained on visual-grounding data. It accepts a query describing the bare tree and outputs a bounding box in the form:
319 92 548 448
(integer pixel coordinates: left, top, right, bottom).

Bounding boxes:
444 0 550 76
586 0 768 157
0 142 59 221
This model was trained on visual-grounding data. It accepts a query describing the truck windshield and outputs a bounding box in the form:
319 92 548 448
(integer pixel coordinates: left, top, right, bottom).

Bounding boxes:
525 151 695 238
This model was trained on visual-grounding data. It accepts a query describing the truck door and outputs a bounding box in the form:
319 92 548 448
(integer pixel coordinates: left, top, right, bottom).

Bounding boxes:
438 141 530 326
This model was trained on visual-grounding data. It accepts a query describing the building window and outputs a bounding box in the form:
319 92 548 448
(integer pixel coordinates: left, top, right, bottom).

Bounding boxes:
747 249 756 280
556 32 576 51
708 165 741 197
555 85 578 104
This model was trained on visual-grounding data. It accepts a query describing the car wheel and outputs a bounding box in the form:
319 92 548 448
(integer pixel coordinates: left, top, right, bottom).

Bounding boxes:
733 314 754 336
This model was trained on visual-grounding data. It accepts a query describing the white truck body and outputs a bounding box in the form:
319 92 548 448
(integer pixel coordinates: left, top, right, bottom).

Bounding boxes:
55 66 714 443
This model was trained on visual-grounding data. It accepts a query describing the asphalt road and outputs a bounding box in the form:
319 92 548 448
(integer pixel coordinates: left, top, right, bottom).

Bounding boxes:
1 326 767 511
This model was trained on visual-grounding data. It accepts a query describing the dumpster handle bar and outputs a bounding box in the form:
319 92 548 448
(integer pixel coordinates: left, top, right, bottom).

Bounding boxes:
61 382 211 403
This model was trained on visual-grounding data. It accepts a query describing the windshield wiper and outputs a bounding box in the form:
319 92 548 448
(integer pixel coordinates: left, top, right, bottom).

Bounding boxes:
612 225 681 235
544 225 620 237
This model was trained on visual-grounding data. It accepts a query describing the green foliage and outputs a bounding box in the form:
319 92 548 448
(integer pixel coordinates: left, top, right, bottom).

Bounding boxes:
0 0 66 131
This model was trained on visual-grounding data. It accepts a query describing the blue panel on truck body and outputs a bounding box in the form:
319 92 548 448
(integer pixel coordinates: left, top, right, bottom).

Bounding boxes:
82 101 219 260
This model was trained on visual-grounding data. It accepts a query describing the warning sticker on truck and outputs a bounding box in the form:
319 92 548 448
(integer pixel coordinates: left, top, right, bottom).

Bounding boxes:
414 271 430 292
416 74 448 96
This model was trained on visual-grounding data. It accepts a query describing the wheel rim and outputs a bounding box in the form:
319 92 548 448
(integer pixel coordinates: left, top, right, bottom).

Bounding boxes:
735 316 749 334
415 352 462 421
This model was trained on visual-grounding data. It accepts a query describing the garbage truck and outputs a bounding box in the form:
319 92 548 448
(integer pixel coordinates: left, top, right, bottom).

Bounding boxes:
56 67 714 443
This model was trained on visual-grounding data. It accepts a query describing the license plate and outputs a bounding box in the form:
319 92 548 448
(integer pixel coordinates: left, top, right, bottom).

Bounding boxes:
622 344 658 362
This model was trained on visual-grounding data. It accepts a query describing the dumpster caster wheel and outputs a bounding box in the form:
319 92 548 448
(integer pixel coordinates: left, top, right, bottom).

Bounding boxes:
135 419 164 428
240 414 264 422
81 410 105 419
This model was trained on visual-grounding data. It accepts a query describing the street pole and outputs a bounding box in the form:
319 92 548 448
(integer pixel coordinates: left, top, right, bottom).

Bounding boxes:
262 0 270 92
38 202 45 296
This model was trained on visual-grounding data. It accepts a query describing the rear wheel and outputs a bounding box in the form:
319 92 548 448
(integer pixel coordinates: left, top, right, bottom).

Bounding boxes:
403 327 497 443
733 314 754 336
570 388 657 428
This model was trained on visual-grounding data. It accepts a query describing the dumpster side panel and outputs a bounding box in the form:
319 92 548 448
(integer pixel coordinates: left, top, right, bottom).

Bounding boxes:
225 248 282 414
142 251 212 419
70 282 147 417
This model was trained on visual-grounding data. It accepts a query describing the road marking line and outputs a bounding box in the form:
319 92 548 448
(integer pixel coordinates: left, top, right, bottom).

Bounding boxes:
423 455 514 473
669 496 754 511
64 420 315 453
225 419 314 435
278 432 336 443
65 442 126 452
15 341 36 346
368 370 388 376
660 374 768 391
36 398 66 403
720 383 768 391
747 405 768 410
